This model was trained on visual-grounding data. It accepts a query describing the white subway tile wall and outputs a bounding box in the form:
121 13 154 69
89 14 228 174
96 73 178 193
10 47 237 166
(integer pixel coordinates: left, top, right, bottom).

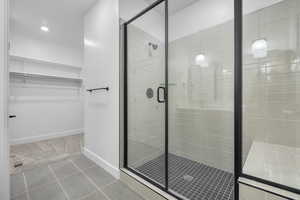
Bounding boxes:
168 9 234 173
127 20 165 168
242 0 300 189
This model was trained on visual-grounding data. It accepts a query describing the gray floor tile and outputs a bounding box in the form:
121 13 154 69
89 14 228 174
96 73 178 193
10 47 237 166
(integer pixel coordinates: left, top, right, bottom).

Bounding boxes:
60 173 96 199
65 135 82 153
103 181 144 200
47 137 66 154
36 140 55 152
29 182 67 200
11 193 28 200
85 166 116 188
10 144 31 157
81 192 107 200
24 165 56 189
10 134 83 174
10 173 26 198
50 160 80 179
70 155 97 170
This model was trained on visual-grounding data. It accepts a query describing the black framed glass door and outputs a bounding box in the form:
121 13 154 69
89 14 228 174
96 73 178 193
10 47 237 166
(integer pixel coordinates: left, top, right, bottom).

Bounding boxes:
124 0 168 190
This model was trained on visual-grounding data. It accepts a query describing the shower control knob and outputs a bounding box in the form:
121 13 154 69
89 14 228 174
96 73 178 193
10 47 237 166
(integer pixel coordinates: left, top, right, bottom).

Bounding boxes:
9 115 16 118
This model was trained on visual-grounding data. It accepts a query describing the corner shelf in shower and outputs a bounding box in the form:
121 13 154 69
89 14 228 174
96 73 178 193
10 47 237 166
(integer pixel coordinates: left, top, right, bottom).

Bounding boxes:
242 141 300 199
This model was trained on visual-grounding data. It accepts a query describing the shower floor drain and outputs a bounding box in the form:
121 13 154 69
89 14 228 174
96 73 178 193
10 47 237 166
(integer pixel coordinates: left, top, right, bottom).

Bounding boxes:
183 175 194 182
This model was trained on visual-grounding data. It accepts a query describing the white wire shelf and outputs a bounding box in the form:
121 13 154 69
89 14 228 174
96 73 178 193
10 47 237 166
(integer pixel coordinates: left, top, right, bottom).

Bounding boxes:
10 71 83 82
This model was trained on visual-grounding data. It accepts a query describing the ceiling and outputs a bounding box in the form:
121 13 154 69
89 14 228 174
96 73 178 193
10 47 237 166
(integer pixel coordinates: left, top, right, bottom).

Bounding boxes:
10 0 97 47
144 0 199 15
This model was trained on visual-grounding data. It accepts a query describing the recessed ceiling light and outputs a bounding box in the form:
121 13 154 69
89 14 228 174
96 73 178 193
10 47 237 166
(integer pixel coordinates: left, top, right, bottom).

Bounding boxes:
40 26 49 32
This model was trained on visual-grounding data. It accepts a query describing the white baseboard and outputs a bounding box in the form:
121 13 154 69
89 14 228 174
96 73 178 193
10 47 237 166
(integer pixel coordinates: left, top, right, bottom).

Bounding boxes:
83 147 120 179
10 129 83 145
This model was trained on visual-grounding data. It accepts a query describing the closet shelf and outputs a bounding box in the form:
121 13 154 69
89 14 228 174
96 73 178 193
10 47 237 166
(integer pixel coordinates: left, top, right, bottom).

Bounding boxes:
10 71 83 82
9 96 81 101
10 55 82 70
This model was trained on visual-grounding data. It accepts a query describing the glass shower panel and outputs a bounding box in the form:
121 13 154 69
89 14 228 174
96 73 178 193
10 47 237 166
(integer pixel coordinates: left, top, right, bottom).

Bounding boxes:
126 1 166 187
242 0 300 191
167 0 235 199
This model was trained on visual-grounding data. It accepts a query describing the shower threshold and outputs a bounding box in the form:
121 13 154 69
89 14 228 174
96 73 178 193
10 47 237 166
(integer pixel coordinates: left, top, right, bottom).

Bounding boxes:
134 153 234 200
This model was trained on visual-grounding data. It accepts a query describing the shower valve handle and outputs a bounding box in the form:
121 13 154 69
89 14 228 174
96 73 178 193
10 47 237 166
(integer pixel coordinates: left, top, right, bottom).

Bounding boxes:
157 87 166 103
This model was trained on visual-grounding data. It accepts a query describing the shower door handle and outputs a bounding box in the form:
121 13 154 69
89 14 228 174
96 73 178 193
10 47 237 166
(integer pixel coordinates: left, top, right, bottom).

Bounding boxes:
157 87 166 103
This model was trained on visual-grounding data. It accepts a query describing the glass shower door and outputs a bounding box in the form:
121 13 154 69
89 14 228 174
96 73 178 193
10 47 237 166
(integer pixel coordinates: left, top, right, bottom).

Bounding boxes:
167 0 235 199
124 0 167 188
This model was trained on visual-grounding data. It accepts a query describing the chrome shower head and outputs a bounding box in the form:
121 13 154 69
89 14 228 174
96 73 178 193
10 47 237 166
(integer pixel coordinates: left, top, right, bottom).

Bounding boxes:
148 42 158 50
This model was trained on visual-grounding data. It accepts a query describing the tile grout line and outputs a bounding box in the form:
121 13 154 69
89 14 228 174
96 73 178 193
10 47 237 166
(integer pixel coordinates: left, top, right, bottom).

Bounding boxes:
67 158 118 188
100 179 119 189
48 165 71 200
77 191 98 200
69 159 113 200
63 137 67 154
22 172 31 200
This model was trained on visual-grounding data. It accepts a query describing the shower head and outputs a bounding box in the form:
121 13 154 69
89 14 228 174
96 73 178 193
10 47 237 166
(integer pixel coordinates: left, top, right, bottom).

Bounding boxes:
148 42 158 50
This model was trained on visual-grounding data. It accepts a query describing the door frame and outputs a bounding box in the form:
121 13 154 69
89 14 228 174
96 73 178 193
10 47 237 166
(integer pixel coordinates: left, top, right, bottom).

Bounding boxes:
0 0 10 198
123 0 171 197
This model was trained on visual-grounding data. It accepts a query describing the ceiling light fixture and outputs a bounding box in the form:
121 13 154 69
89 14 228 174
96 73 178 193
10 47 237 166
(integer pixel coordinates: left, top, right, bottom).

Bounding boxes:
195 54 208 67
84 39 97 47
40 26 49 32
252 39 267 58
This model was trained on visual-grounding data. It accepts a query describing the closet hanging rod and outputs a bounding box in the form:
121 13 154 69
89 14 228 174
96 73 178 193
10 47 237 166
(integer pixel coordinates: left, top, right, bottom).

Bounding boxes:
86 87 109 92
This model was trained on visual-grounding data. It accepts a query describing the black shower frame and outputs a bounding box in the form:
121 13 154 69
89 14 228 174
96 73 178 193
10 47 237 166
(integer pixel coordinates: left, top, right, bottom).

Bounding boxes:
235 0 300 197
123 0 300 199
124 0 172 198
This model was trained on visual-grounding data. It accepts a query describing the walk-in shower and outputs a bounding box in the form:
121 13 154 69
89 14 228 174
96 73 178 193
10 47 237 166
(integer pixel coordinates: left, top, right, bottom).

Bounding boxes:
122 0 300 199
123 0 234 199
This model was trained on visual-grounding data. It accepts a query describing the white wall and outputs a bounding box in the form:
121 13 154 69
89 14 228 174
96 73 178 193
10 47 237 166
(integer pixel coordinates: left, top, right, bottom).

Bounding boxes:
0 0 10 198
83 0 120 178
170 0 283 41
9 73 83 144
10 33 83 67
119 0 164 41
120 0 284 42
242 0 300 161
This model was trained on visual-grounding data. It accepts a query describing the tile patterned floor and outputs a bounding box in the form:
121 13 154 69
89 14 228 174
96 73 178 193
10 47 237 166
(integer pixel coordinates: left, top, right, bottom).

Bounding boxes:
10 134 83 174
136 154 234 200
10 154 145 200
